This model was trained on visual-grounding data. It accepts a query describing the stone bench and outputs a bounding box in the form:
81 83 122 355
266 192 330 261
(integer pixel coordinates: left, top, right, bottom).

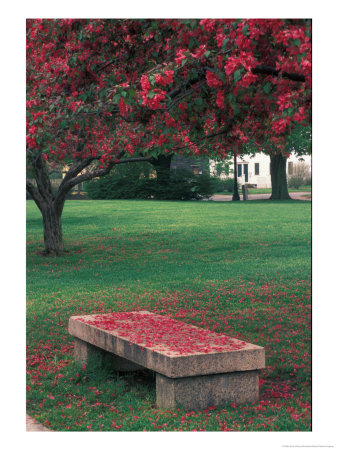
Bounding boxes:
69 311 265 410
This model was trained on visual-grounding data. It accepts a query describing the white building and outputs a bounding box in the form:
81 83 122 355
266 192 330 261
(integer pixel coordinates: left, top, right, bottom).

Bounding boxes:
210 152 311 188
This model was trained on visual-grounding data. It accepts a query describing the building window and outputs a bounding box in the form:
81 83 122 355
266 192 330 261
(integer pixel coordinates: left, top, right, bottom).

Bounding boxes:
255 163 259 175
238 164 242 177
288 162 293 175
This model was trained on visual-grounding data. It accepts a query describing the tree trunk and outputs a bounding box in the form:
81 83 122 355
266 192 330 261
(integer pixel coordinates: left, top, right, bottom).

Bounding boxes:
232 152 240 201
150 154 173 185
270 152 291 200
40 202 65 255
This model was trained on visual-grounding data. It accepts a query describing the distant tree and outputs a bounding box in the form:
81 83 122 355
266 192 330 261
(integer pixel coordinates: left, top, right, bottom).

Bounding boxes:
288 161 311 189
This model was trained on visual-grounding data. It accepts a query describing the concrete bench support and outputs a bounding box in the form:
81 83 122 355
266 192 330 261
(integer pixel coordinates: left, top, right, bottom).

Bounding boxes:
69 311 265 410
74 337 143 371
156 370 259 410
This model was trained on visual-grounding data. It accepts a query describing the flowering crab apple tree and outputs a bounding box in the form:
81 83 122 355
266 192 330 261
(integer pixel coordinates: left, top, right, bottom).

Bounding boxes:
27 19 311 254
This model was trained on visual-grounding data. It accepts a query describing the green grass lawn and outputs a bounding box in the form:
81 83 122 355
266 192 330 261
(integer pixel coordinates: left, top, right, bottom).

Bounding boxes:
26 199 311 431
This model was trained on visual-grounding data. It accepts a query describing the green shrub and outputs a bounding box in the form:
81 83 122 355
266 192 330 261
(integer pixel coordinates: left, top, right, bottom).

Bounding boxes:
288 175 304 190
209 177 226 193
85 168 219 200
208 177 235 193
85 176 149 199
221 177 235 193
155 170 218 200
85 162 154 199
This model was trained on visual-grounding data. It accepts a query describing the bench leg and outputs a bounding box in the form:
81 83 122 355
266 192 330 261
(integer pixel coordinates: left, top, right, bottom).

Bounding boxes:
74 337 94 363
156 370 259 410
73 337 144 371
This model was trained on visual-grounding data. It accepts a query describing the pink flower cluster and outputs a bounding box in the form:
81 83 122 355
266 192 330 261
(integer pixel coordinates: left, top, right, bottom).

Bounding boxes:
225 51 256 76
140 72 173 109
154 70 174 86
206 71 223 89
216 90 225 109
272 117 291 134
118 98 132 117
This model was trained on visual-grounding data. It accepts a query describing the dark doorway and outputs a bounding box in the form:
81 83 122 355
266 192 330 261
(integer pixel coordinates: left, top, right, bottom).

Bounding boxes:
243 164 248 182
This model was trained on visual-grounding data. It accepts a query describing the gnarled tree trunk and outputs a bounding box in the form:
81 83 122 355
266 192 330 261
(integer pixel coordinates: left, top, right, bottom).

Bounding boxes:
40 201 65 255
27 155 67 255
26 154 65 255
270 152 291 200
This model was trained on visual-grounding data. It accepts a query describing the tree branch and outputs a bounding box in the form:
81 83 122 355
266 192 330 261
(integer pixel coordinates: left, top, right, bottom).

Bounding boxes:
32 154 54 203
116 156 153 164
54 149 126 196
26 179 44 211
251 65 306 82
60 161 116 189
166 80 206 111
58 156 96 191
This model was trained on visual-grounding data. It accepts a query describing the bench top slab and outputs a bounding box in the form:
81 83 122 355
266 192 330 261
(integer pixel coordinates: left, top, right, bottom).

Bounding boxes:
69 311 265 378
